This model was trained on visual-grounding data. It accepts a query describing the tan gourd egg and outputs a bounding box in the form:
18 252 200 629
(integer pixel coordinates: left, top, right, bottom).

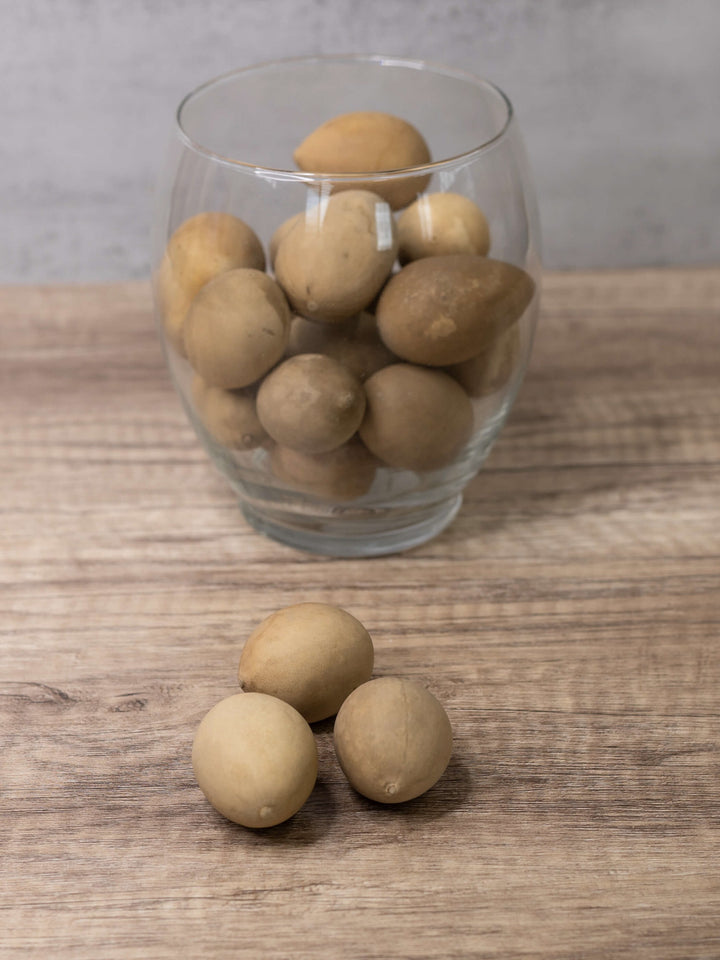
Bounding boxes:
156 212 266 355
447 322 521 398
376 254 535 367
293 111 432 210
274 190 397 323
334 677 453 804
191 375 267 450
238 603 374 723
286 312 396 382
269 212 303 268
270 439 377 502
184 268 290 389
397 192 490 263
191 692 317 828
256 354 366 454
359 364 473 472
155 254 193 356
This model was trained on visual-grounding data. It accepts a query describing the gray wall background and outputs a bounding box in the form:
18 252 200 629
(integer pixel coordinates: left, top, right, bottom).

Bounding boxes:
2 0 718 282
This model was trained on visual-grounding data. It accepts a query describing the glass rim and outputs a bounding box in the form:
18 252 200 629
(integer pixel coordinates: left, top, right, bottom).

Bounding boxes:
175 54 514 180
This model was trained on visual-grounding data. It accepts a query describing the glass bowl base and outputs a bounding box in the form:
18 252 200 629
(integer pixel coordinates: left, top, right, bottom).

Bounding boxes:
240 493 463 558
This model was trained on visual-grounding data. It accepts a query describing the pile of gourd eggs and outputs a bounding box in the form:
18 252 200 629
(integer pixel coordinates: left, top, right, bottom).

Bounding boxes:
157 111 535 502
192 602 453 828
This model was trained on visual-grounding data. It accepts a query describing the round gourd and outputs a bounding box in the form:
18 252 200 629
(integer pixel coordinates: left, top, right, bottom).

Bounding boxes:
359 364 473 471
447 322 521 398
238 602 374 723
184 268 290 389
274 190 397 322
293 111 431 209
191 375 267 450
270 439 377 502
397 192 490 263
157 211 265 355
376 254 535 366
256 354 366 454
286 312 396 382
191 693 317 828
269 212 303 268
334 677 453 804
155 253 192 356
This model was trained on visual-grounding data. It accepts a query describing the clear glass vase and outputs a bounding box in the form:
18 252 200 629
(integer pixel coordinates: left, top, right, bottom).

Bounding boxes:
151 55 541 557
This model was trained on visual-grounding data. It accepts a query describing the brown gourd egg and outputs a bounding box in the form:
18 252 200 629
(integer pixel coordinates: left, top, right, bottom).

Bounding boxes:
191 375 267 450
238 602 374 723
270 439 377 502
273 189 397 323
156 211 266 355
359 363 474 472
334 677 453 804
191 692 317 828
447 322 522 398
376 254 535 367
184 268 290 389
286 312 396 382
293 111 432 210
269 212 303 268
256 354 366 455
397 192 491 263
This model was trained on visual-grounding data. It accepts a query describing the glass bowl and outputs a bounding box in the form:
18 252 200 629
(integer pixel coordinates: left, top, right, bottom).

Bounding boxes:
151 55 541 557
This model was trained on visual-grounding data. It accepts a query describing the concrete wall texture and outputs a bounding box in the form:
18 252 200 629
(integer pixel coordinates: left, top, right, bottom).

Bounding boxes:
2 0 718 281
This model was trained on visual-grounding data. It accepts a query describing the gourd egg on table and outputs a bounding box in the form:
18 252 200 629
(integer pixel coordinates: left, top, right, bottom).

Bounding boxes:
191 692 317 829
334 677 453 804
238 602 374 723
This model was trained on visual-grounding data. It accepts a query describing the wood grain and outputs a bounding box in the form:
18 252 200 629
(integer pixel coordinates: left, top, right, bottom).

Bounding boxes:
1 269 719 959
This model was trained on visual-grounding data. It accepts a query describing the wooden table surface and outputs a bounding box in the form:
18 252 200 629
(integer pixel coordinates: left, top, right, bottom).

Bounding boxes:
2 268 719 959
